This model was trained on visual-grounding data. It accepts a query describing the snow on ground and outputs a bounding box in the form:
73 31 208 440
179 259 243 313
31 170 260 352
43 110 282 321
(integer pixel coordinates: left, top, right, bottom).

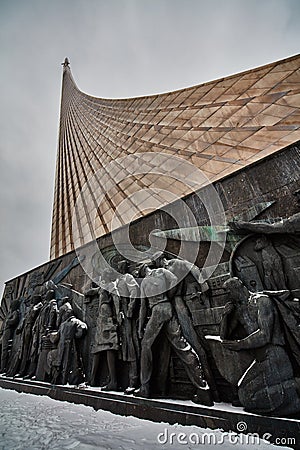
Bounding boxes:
0 388 293 449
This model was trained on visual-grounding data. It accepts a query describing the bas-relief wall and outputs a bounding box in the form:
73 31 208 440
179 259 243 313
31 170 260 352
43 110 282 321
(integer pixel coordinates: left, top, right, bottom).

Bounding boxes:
1 140 300 413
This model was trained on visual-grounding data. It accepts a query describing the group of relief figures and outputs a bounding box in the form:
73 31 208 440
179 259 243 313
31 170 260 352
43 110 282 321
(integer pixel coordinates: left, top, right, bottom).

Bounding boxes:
2 214 300 418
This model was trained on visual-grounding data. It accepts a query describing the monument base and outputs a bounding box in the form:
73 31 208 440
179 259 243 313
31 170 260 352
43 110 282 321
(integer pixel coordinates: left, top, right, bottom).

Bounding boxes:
0 376 299 448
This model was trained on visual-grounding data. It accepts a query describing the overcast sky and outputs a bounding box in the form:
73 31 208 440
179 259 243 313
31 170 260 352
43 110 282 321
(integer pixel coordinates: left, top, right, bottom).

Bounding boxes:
0 0 299 295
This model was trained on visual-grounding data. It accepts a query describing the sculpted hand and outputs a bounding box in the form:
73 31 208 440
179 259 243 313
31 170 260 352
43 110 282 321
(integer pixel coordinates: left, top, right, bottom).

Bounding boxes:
118 312 124 324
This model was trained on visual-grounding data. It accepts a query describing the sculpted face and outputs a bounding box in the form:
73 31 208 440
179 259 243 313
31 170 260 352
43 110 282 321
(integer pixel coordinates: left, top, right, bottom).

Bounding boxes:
145 265 152 276
223 278 244 302
117 260 128 275
254 236 268 251
31 295 42 306
138 263 149 278
151 251 166 268
102 268 116 283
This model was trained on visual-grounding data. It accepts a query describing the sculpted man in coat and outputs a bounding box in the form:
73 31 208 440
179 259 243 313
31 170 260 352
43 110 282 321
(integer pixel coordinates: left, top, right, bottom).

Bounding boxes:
90 268 120 390
18 295 43 377
221 277 300 416
151 252 219 401
50 301 87 385
0 299 20 373
116 260 140 392
136 263 213 406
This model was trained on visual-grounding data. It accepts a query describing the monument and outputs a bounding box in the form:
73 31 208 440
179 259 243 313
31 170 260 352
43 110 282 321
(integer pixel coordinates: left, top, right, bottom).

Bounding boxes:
1 54 300 446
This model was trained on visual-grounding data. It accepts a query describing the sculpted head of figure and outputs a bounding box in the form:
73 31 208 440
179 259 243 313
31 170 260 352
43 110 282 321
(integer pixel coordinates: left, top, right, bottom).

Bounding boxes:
151 251 167 268
45 280 57 291
31 294 42 306
223 277 249 303
254 235 269 251
45 289 55 303
59 301 73 322
117 260 128 275
102 267 116 283
138 263 151 278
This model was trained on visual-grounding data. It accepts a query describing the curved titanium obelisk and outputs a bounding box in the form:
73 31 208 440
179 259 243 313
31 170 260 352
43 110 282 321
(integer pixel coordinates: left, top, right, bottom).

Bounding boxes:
51 55 300 259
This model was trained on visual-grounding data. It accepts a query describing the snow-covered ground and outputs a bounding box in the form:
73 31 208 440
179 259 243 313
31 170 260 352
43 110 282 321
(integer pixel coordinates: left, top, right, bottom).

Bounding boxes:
0 388 293 449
